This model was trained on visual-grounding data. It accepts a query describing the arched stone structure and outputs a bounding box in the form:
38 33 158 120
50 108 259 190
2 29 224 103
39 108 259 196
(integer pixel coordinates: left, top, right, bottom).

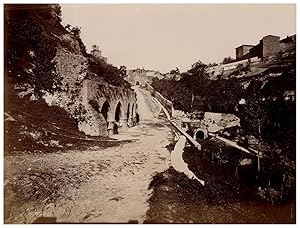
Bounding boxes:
195 130 205 140
132 103 138 125
100 100 110 123
126 103 133 127
126 103 131 120
193 128 208 142
114 101 122 122
80 78 138 136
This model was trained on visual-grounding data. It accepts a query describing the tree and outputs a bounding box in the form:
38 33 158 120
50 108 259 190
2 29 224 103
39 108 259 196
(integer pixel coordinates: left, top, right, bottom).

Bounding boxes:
65 24 72 32
223 56 235 64
5 4 61 98
119 65 127 78
188 60 207 76
70 26 81 37
51 4 62 22
208 62 218 67
92 44 99 51
240 81 268 137
169 67 180 75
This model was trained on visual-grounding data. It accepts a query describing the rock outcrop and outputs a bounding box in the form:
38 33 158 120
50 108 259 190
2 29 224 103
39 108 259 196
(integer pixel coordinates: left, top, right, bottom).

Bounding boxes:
5 4 137 138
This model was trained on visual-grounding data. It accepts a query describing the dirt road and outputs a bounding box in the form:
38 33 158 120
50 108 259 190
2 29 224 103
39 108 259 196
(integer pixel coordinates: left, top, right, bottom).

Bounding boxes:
4 87 295 224
4 87 175 224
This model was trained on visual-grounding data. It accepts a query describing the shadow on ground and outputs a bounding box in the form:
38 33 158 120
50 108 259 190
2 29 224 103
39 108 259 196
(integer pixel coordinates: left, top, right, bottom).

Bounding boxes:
32 217 139 224
145 164 295 223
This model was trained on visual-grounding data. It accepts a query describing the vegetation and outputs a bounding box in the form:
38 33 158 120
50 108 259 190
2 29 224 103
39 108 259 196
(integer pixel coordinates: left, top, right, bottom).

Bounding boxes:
169 67 180 75
222 56 235 64
237 71 296 201
88 56 130 88
5 4 131 96
119 65 127 78
5 4 65 98
151 55 295 202
152 60 242 113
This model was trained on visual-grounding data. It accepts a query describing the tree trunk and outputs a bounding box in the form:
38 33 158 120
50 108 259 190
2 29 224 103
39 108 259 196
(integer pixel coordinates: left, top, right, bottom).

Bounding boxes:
280 173 286 200
268 168 274 205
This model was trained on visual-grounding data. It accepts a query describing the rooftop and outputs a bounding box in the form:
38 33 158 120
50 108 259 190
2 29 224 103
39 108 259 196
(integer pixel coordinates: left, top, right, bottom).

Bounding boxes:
235 44 255 49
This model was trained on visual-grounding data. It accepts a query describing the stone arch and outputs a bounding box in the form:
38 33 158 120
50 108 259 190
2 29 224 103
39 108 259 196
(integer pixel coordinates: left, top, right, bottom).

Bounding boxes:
136 81 140 85
100 100 110 122
193 128 208 142
131 103 135 118
126 103 131 121
115 101 122 122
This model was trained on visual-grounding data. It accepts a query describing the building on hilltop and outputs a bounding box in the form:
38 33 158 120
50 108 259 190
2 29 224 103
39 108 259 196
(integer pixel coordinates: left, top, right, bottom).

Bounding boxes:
235 34 296 60
126 69 164 86
207 34 295 80
235 45 254 60
90 45 108 63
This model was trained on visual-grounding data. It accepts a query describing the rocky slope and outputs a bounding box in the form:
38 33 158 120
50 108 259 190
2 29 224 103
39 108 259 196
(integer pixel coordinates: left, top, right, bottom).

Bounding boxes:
4 4 135 154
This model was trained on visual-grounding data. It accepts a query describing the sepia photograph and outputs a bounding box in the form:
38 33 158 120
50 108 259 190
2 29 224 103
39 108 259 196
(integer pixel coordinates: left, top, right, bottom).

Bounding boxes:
3 1 297 224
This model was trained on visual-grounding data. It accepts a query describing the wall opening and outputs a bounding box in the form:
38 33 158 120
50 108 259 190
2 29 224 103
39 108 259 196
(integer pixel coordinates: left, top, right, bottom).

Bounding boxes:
127 103 131 121
115 101 122 122
131 103 135 118
100 100 110 122
136 81 140 85
195 129 205 141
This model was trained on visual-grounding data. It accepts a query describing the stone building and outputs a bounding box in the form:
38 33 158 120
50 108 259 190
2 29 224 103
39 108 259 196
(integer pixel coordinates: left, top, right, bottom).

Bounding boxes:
208 34 295 80
261 35 281 57
90 46 108 63
126 68 164 86
235 45 254 60
236 34 296 60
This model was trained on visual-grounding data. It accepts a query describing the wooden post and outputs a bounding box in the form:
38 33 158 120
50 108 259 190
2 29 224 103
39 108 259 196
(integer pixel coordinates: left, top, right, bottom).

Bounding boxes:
257 153 260 172
256 151 261 191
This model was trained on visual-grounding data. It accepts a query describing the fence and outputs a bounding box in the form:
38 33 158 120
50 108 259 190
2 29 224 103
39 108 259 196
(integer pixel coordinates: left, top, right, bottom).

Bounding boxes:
145 82 174 118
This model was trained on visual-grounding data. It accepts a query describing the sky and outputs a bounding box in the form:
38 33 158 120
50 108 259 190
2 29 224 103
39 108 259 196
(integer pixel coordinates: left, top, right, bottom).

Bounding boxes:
61 4 296 73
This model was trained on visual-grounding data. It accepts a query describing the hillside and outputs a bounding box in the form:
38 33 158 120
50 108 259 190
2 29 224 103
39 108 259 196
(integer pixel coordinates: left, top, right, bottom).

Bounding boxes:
4 4 135 155
151 53 296 203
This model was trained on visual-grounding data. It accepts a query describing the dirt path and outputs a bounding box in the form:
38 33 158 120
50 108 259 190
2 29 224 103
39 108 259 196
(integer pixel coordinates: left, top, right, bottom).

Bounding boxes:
4 87 175 224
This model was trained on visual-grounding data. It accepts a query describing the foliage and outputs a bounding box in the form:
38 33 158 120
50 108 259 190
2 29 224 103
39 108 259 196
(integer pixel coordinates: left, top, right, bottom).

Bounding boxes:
152 60 242 113
223 56 235 64
92 44 99 51
151 54 295 202
239 69 296 146
237 71 296 199
238 81 268 137
65 24 87 56
5 4 128 95
88 56 130 88
187 60 207 76
201 79 243 113
119 65 127 78
169 67 180 75
186 110 205 120
208 62 218 67
5 4 63 98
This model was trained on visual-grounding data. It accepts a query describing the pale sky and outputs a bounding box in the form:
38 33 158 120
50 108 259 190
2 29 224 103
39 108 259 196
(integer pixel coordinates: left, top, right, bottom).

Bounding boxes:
61 4 296 73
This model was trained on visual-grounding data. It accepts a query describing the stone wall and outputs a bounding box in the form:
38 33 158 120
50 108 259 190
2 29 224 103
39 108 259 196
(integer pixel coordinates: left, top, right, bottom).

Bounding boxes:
280 42 296 53
145 82 174 117
207 57 260 80
83 77 137 135
44 47 137 136
236 45 254 60
44 48 88 124
127 69 164 86
262 35 281 58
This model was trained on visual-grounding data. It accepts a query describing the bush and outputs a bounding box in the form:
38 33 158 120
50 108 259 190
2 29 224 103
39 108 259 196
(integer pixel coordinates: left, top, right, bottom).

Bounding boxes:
5 4 63 98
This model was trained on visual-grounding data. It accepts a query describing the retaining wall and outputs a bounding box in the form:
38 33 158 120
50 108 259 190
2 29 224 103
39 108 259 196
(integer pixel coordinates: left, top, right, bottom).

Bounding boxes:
145 82 174 118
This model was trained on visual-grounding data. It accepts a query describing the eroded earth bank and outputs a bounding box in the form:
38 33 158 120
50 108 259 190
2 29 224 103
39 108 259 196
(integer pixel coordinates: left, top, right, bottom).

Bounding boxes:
4 88 174 223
